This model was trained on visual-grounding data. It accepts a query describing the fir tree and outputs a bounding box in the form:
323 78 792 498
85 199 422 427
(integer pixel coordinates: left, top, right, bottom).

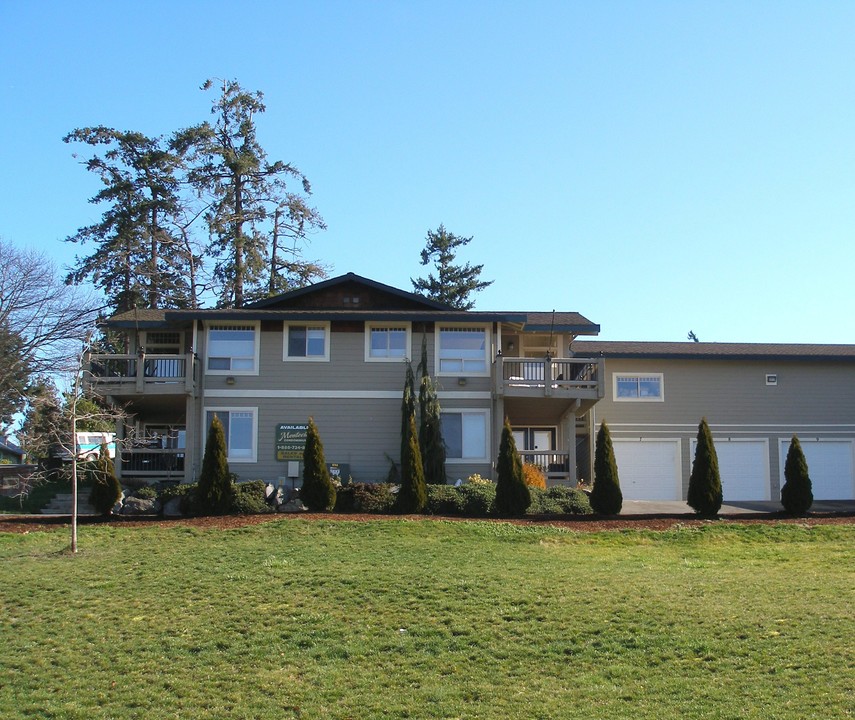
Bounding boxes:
495 417 531 516
590 421 622 515
197 414 233 515
397 415 427 513
301 417 336 511
400 361 416 472
781 435 813 515
89 443 122 515
417 336 447 485
687 417 722 517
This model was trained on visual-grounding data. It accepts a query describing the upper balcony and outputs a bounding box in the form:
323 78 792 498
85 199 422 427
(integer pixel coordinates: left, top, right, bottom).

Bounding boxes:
85 352 198 397
495 355 604 407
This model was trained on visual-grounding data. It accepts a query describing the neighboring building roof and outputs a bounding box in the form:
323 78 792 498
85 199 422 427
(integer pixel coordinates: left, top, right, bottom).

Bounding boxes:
572 340 855 361
0 439 24 459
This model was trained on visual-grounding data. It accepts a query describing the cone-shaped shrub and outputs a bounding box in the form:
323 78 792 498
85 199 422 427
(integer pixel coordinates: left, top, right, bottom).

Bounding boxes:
397 415 427 513
400 362 416 472
198 414 233 515
495 417 531 516
419 387 447 485
89 443 122 515
301 417 336 511
687 417 722 517
590 421 622 515
781 435 813 515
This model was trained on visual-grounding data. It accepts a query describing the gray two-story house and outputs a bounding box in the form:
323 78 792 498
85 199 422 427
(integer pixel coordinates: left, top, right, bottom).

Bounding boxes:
88 273 603 488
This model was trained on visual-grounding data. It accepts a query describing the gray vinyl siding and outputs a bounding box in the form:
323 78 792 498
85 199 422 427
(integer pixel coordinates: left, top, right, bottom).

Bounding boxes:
594 357 855 498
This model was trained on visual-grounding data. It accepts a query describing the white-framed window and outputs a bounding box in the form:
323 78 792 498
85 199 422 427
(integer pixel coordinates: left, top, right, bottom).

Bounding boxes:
204 407 258 463
441 409 490 462
284 322 330 361
436 324 490 376
206 323 259 375
365 322 410 362
613 373 664 401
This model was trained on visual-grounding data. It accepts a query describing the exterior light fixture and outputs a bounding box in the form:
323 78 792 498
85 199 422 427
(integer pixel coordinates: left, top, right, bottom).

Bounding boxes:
226 376 236 385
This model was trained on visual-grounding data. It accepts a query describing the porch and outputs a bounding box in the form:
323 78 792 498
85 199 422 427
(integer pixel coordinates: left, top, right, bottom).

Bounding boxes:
118 447 185 481
86 352 197 396
496 355 604 410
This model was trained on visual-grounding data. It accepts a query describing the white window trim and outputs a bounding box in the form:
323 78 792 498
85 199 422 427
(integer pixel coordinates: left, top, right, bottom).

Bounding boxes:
441 408 491 463
613 372 665 402
364 322 411 362
435 323 491 378
202 406 258 463
283 321 331 362
204 321 260 376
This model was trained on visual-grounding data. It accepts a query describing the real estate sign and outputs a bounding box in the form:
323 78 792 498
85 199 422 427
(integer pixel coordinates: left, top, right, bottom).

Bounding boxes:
275 424 308 461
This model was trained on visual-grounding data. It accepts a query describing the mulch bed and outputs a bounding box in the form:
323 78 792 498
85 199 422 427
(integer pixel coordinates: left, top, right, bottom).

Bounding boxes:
2 511 853 534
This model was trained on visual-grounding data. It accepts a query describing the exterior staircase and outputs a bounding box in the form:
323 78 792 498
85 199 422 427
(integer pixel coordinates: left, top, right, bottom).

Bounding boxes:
40 492 98 515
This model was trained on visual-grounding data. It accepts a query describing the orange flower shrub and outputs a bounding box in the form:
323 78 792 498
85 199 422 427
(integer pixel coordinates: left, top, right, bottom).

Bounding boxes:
522 463 547 489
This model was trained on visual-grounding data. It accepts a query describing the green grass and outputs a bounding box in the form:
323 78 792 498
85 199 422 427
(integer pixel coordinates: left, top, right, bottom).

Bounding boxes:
1 519 853 719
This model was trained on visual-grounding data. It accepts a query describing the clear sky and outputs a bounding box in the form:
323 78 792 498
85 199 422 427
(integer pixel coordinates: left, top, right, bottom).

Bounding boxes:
1 1 853 343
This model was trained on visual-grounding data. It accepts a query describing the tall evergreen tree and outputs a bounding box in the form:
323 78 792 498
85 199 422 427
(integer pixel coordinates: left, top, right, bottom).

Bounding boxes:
687 417 722 517
63 127 193 313
590 421 622 515
175 79 325 307
89 442 122 516
495 417 531 516
415 335 448 485
411 224 493 309
197 414 233 515
397 415 427 513
300 417 336 511
781 435 813 515
400 361 416 472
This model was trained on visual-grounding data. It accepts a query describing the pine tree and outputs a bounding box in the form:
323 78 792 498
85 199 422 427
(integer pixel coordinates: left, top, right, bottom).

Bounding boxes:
781 435 813 515
590 421 622 515
687 417 722 517
89 443 122 515
301 417 336 511
495 417 531 516
197 414 233 515
397 415 427 513
411 225 493 309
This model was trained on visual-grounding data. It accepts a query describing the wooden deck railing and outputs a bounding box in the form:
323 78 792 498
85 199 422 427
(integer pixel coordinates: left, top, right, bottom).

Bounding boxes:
86 353 197 394
497 356 604 397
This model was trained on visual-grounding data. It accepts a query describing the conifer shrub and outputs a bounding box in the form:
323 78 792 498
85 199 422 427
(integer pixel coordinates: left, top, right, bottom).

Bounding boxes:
687 417 722 517
88 443 122 515
397 415 427 513
495 417 531 516
528 486 593 515
300 417 336 511
232 480 271 514
781 435 813 515
590 421 622 515
522 463 547 490
197 414 234 515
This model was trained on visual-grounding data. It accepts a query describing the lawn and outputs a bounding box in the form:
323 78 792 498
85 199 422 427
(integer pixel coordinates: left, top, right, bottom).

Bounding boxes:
1 519 852 719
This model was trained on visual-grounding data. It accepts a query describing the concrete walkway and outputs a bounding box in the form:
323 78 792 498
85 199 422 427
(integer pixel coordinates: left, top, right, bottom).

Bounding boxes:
619 499 855 516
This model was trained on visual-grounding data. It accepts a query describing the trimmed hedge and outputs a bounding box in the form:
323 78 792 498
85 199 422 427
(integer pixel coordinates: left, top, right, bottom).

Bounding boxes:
527 486 592 515
157 479 269 516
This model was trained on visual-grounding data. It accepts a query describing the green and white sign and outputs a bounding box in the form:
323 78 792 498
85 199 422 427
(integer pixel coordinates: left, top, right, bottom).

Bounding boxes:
275 424 308 461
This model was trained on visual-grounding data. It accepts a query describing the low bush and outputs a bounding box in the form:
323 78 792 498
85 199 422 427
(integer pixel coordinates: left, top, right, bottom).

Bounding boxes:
458 483 496 516
158 482 199 516
528 486 593 515
133 485 158 500
352 483 397 514
232 480 271 515
522 463 547 489
425 485 465 515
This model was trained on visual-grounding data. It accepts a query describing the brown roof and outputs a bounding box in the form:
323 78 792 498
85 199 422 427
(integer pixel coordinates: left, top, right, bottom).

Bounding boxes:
572 340 855 361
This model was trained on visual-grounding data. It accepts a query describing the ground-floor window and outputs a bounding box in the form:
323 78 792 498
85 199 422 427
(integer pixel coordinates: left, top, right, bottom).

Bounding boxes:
441 409 489 462
204 408 257 462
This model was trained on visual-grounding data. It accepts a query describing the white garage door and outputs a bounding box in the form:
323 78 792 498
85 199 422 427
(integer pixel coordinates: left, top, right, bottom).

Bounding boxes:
613 439 682 501
779 439 855 500
692 439 769 501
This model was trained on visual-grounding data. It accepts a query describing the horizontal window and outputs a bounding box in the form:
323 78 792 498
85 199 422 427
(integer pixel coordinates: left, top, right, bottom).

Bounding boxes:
204 408 257 462
437 325 489 375
441 409 489 462
614 373 664 401
206 324 258 374
365 323 410 361
284 322 330 361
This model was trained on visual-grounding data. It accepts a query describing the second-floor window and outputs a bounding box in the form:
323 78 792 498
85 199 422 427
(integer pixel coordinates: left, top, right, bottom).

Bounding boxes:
366 323 409 361
614 373 664 401
284 322 330 361
436 325 489 375
207 324 258 374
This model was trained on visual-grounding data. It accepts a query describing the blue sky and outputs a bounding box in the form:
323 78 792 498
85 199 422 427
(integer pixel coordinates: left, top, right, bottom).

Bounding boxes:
1 1 853 343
